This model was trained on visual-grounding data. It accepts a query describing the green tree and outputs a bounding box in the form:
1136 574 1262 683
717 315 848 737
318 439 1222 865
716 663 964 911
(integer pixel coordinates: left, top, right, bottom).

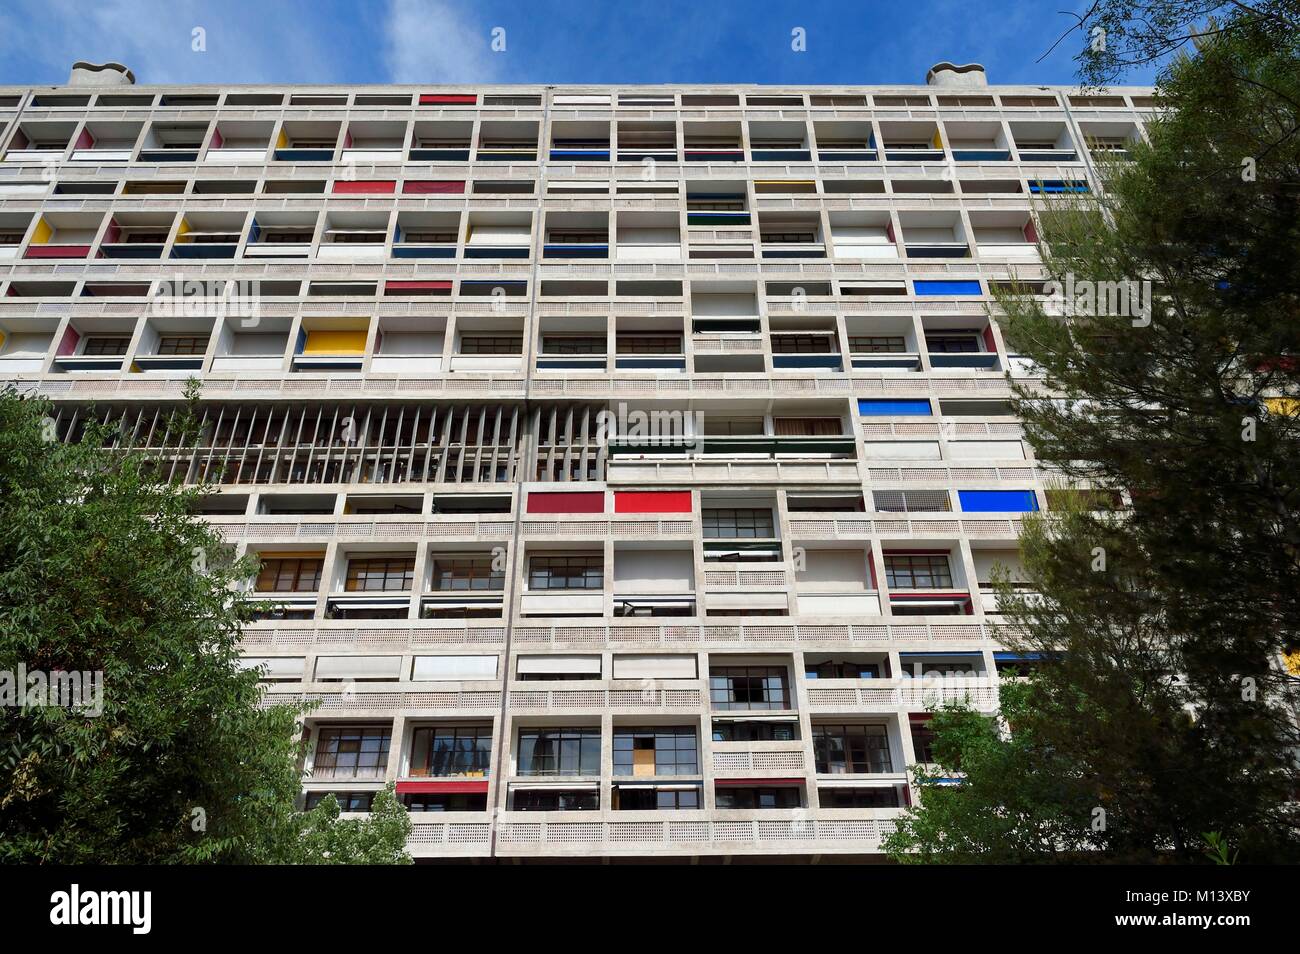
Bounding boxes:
887 18 1300 863
0 388 410 864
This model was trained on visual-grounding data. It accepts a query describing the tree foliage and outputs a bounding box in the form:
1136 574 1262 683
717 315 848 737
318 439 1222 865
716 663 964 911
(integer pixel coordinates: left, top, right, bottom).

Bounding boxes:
0 389 410 863
887 16 1300 863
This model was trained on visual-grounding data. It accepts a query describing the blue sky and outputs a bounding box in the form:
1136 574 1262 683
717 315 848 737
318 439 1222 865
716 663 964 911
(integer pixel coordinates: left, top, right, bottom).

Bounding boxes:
0 0 1157 88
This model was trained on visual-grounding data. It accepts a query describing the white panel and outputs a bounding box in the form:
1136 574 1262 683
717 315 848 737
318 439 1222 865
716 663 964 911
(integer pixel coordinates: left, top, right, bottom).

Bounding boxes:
0 182 49 196
691 293 758 316
615 243 681 261
204 149 267 164
467 224 531 245
371 356 442 373
211 356 282 372
863 441 942 460
318 244 385 260
229 334 285 355
971 550 1025 585
797 593 881 616
449 355 522 371
947 440 1025 460
796 549 868 591
378 332 443 355
1 332 52 359
978 243 1038 259
613 549 694 593
240 656 305 679
314 655 403 680
72 149 132 162
412 655 498 680
554 94 611 105
619 227 679 244
520 592 604 614
517 655 602 675
834 242 899 259
612 654 698 680
342 149 401 162
705 592 788 611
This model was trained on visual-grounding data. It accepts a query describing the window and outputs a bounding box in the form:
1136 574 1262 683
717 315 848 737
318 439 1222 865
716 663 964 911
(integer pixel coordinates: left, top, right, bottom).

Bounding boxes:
711 720 798 742
806 660 883 679
910 723 936 763
409 724 492 777
255 557 323 592
82 336 131 356
517 727 601 776
528 555 603 590
772 418 841 436
813 724 893 774
402 231 457 244
849 335 906 353
313 726 391 779
157 335 209 355
460 335 523 355
819 787 900 808
885 554 953 589
770 334 834 354
345 557 415 592
872 490 951 513
702 508 775 539
926 334 981 353
616 334 682 354
761 230 817 244
513 789 599 811
715 786 801 809
304 791 374 812
403 793 488 812
430 558 503 591
709 667 790 711
613 727 699 776
615 787 700 810
541 335 605 354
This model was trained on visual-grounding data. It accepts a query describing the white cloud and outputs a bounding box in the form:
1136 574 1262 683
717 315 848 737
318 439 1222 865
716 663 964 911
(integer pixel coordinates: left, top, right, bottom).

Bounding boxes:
383 0 500 84
0 0 343 85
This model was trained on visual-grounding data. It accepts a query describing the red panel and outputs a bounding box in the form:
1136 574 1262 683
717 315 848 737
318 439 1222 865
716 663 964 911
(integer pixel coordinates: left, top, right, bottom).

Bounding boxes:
527 491 605 514
403 180 465 195
715 778 804 788
396 780 489 795
420 94 477 105
982 325 996 352
57 327 80 357
614 491 692 514
25 246 90 259
1022 219 1038 244
74 128 95 150
385 280 453 294
332 180 396 195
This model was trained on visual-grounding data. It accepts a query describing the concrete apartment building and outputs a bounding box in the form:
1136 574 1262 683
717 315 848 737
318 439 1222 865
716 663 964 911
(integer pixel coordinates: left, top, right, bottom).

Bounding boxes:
0 60 1156 862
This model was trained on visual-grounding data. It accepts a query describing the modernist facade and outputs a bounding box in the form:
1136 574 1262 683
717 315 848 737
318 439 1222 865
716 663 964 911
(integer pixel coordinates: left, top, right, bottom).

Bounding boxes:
0 63 1155 862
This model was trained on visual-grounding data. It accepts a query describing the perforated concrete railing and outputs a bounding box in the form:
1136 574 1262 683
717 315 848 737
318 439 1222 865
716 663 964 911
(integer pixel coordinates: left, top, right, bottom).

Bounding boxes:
805 680 1001 711
237 620 1001 653
507 687 704 712
786 516 1023 539
206 516 695 543
710 748 806 773
407 821 493 852
260 690 502 712
490 815 898 852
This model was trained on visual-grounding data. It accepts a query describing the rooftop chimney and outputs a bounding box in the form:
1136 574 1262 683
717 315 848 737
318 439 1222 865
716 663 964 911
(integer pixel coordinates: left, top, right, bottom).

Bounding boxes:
925 62 987 88
68 61 136 87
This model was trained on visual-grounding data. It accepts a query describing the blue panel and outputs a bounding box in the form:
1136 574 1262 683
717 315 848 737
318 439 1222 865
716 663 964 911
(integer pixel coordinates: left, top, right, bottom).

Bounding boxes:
913 280 982 296
857 398 931 416
958 490 1039 513
994 652 1045 661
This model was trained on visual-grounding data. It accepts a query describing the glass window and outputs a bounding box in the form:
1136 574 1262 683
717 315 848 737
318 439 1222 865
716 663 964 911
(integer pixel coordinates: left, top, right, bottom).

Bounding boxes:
819 787 900 808
613 726 699 776
402 792 487 812
157 335 209 355
513 789 599 811
806 660 883 680
430 558 504 591
884 554 953 589
714 786 801 809
709 666 790 711
925 334 981 353
528 555 603 590
615 787 701 810
460 335 523 355
711 720 798 742
304 791 375 812
345 557 415 592
702 508 775 539
849 335 906 354
255 557 323 593
616 334 682 354
313 725 391 779
517 727 601 776
409 724 493 777
812 723 893 774
82 336 131 356
910 723 936 763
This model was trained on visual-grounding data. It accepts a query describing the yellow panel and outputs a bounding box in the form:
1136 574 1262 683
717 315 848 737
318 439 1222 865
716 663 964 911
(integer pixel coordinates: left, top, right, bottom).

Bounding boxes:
932 129 944 149
31 216 52 244
1265 397 1299 416
175 217 191 241
303 329 368 355
1284 651 1300 677
276 129 288 148
0 331 6 350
